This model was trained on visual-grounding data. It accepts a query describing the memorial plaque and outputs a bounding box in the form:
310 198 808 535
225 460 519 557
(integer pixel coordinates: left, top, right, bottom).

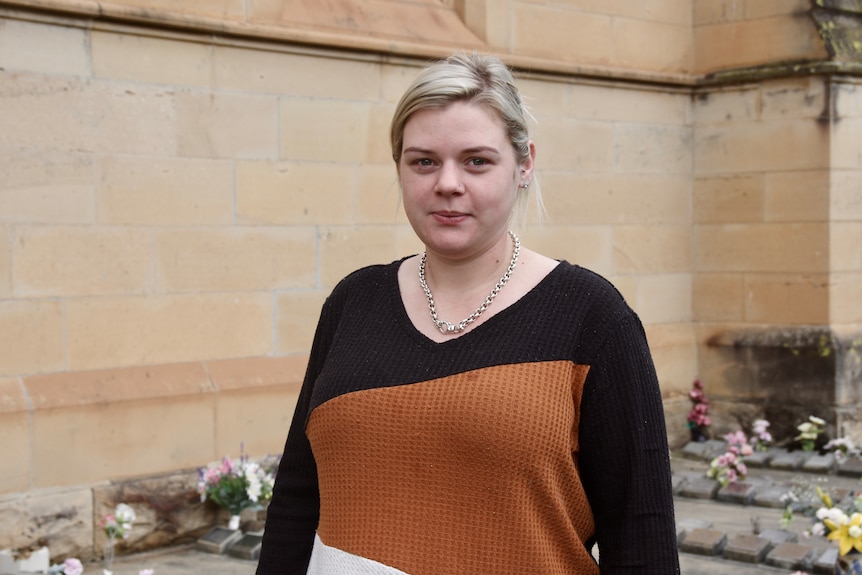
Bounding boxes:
228 533 263 560
196 527 243 554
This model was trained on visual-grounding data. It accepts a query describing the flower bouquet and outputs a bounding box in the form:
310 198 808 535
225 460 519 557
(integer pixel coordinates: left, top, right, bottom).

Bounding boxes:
686 379 711 442
99 503 136 569
197 448 275 529
805 486 862 573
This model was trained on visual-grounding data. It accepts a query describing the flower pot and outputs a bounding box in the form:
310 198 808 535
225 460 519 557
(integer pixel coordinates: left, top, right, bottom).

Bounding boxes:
228 515 241 530
836 551 862 575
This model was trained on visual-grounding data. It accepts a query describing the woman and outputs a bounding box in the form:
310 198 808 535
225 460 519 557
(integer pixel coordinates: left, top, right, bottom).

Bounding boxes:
256 52 680 575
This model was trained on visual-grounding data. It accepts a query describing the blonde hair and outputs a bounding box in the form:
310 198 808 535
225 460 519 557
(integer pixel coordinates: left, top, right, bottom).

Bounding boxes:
390 52 544 225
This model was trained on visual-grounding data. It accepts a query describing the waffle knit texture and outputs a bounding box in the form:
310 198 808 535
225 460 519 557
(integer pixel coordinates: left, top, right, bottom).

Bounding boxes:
256 259 680 575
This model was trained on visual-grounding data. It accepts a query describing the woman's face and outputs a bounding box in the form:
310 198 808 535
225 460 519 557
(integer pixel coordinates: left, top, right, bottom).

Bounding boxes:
398 100 534 261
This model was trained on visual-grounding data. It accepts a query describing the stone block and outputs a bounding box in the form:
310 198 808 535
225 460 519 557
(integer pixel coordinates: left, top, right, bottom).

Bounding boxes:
813 546 839 574
803 452 836 473
679 441 711 460
765 541 815 570
176 91 278 159
65 293 272 371
676 518 713 534
14 226 151 297
753 485 793 509
0 300 65 376
99 156 234 226
226 533 263 560
716 481 759 505
196 527 242 555
0 487 93 561
723 534 772 563
154 227 317 292
770 449 810 471
93 470 215 553
678 528 727 556
279 99 372 163
677 477 720 500
235 160 354 226
837 457 862 478
759 528 799 546
742 448 776 468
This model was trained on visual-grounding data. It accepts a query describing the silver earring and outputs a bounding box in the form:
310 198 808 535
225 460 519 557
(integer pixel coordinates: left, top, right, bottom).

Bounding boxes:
520 181 530 189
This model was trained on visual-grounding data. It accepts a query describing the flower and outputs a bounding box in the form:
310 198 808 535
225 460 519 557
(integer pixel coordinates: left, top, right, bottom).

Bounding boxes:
197 446 276 516
798 485 862 556
139 570 154 575
686 379 711 437
796 415 825 451
48 558 83 575
706 430 752 486
750 419 773 451
101 503 136 540
825 437 859 462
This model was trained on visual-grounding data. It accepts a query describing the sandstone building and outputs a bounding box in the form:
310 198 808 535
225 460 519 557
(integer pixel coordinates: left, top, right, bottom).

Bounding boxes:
0 0 860 561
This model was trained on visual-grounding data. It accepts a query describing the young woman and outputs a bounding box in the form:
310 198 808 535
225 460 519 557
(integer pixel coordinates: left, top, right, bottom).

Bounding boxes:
256 52 680 575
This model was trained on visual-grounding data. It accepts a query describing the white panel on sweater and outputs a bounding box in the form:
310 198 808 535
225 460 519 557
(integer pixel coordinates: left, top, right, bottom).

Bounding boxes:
307 533 411 575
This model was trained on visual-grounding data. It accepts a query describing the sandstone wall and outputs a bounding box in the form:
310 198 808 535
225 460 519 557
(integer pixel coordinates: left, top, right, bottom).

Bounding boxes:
0 0 860 562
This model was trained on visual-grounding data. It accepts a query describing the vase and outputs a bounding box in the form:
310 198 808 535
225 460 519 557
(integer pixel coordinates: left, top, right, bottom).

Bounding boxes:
836 551 862 575
103 535 115 568
228 514 241 530
689 426 708 443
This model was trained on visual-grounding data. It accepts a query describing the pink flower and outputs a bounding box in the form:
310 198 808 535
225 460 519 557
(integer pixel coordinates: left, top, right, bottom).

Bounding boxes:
63 558 83 575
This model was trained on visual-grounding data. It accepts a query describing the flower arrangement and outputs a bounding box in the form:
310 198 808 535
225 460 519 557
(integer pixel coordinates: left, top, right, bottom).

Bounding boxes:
796 415 826 451
706 430 751 486
749 419 773 452
100 503 136 541
197 447 276 519
47 558 83 575
826 437 859 463
807 486 862 556
686 379 711 442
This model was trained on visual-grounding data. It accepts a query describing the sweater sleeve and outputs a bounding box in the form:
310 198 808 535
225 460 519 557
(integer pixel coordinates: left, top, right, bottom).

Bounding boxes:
578 309 681 575
255 286 345 575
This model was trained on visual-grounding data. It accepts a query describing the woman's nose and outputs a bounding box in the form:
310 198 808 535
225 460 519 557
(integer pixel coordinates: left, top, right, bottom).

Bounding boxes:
434 163 463 194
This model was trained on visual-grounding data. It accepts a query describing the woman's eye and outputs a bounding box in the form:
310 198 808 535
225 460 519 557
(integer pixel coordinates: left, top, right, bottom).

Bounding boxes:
416 158 434 167
468 158 488 167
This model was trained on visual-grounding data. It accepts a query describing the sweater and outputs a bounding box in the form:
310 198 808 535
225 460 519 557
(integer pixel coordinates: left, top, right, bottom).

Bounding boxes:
255 259 680 575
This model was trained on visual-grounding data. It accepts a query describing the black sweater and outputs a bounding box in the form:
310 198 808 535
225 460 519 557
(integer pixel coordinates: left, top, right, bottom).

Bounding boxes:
256 259 680 574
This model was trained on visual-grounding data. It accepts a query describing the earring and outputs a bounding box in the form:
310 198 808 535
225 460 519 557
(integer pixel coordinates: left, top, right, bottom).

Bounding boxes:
520 181 530 189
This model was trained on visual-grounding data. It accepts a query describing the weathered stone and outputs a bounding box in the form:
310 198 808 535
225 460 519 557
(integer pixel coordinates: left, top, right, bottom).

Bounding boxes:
813 546 839 574
678 528 726 556
196 527 242 555
803 452 836 472
765 541 815 570
723 534 772 563
716 480 759 505
677 477 720 500
753 485 793 509
742 449 777 468
837 457 862 478
680 441 712 460
758 528 798 546
770 450 810 470
0 487 93 561
227 533 263 560
92 470 215 556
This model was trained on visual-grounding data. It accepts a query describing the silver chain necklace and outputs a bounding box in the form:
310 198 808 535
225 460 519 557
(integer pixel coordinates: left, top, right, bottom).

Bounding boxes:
418 230 520 335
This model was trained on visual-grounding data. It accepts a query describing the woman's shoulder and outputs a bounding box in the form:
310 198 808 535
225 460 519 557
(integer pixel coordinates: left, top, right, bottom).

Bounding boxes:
549 261 628 305
328 258 407 299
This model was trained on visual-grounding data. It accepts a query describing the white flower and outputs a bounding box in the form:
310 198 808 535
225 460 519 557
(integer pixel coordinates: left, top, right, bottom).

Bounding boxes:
810 415 827 426
811 523 825 536
115 503 136 525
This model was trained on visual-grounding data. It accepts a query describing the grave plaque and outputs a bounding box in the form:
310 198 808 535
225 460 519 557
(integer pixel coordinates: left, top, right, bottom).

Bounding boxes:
196 527 243 555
